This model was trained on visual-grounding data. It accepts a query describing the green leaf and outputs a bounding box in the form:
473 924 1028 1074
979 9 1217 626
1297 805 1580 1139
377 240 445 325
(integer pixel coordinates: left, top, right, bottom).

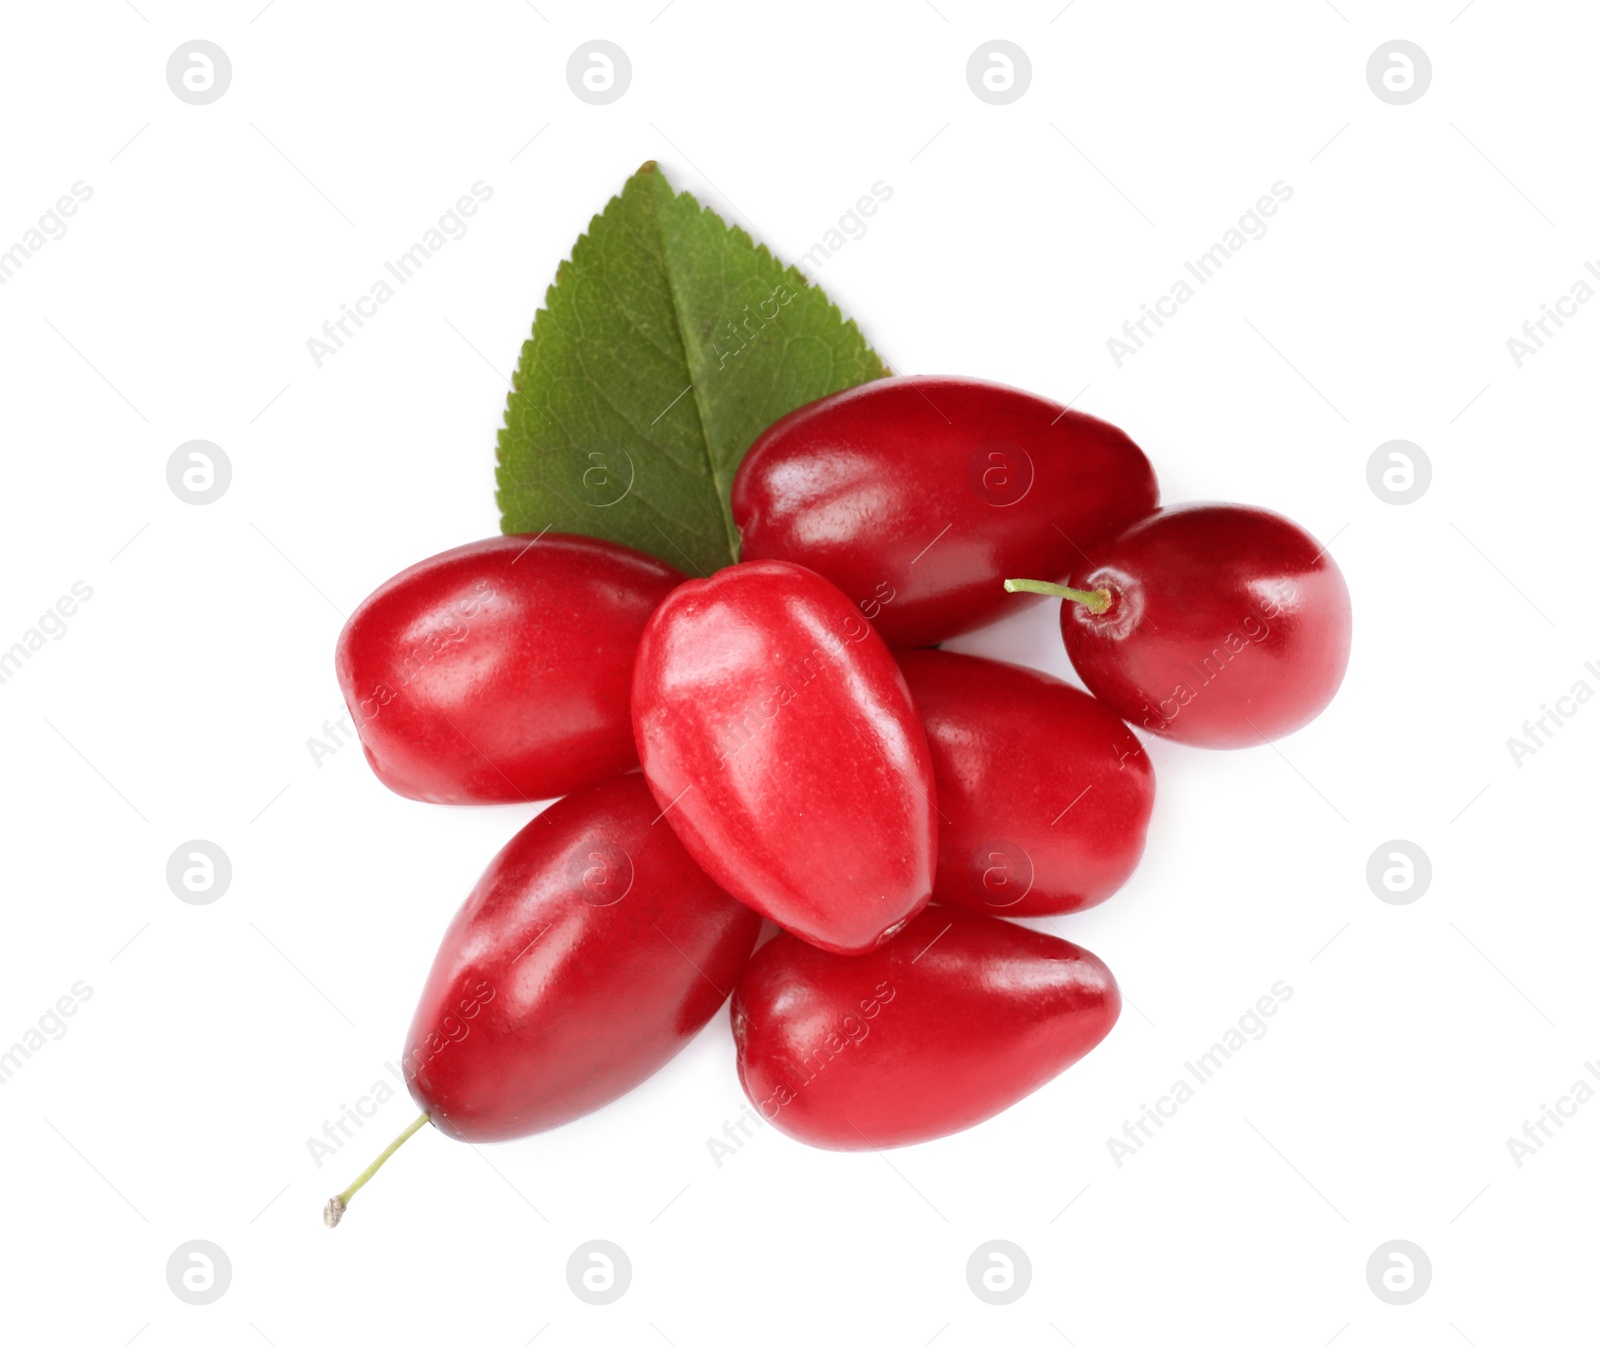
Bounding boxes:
496 162 888 577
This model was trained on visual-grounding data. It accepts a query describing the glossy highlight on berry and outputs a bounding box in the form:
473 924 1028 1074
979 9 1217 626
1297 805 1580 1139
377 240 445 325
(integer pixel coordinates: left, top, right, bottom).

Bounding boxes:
404 774 761 1142
897 649 1155 915
732 908 1121 1149
632 559 936 955
325 775 760 1223
1014 503 1352 747
335 534 682 803
732 375 1159 647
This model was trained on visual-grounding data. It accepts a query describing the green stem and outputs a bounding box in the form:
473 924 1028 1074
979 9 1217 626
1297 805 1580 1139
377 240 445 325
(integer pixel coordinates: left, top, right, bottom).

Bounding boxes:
324 1113 429 1228
1003 577 1112 615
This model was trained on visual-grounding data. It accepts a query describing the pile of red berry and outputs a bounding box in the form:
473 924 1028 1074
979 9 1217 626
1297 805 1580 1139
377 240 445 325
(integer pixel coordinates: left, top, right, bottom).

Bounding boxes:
323 375 1351 1224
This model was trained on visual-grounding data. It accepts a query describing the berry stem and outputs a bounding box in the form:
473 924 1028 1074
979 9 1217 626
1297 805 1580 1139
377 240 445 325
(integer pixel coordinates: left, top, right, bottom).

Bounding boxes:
1003 578 1112 615
324 1112 429 1228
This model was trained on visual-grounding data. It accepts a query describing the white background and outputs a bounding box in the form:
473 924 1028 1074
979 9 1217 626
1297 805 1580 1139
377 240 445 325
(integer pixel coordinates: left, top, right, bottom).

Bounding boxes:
1 2 1595 1342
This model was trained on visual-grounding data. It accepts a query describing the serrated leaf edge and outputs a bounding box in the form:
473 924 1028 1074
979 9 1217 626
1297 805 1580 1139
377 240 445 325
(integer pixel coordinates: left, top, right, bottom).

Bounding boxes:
494 165 889 563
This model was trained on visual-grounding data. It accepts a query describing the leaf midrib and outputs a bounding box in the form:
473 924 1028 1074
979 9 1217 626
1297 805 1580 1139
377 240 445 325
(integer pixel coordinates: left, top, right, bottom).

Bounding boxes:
647 175 740 571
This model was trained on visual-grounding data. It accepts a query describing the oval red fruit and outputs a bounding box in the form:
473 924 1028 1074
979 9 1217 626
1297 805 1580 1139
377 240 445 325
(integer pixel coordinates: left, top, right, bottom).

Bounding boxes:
1059 503 1352 747
732 908 1120 1149
731 375 1159 647
404 775 761 1142
632 559 936 956
897 650 1155 915
335 534 682 803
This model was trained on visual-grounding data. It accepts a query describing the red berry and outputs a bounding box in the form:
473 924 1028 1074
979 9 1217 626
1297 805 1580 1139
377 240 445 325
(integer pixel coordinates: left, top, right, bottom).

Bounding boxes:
731 376 1158 648
404 775 761 1141
632 559 936 956
731 908 1120 1149
897 650 1155 915
1036 503 1352 747
335 534 682 803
